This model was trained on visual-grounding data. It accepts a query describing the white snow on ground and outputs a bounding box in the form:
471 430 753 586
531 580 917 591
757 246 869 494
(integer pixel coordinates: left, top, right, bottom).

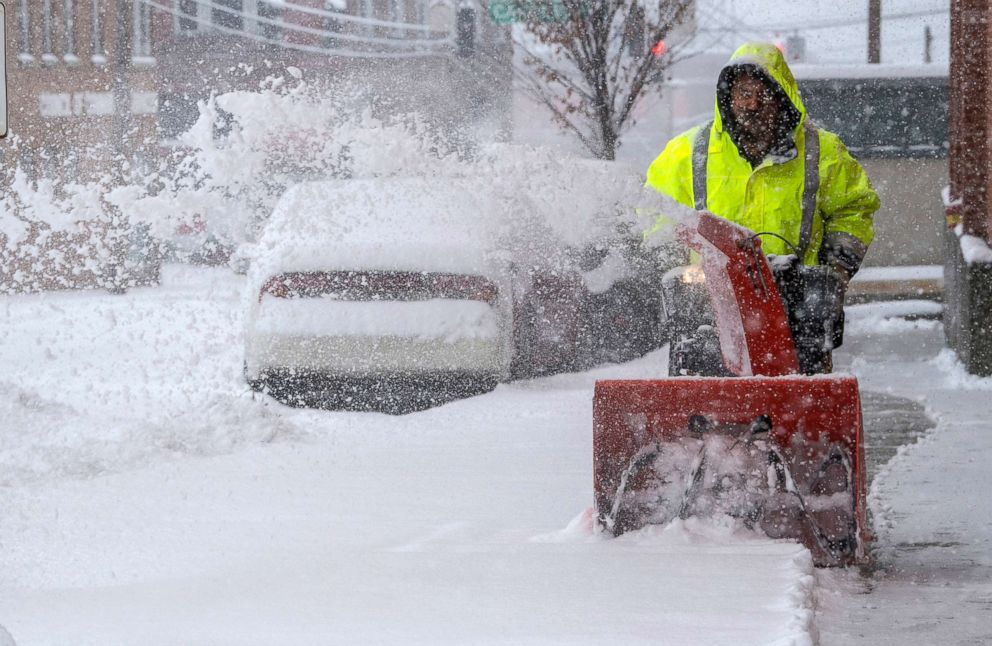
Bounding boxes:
959 233 992 265
850 265 944 282
844 299 943 335
0 266 814 646
0 265 299 487
3 269 987 645
819 301 992 645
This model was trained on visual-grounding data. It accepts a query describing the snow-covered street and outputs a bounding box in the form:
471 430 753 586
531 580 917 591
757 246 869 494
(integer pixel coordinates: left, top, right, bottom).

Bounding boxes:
1 266 815 645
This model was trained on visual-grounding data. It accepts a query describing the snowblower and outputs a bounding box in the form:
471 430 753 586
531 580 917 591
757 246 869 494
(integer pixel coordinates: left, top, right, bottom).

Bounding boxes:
593 211 869 567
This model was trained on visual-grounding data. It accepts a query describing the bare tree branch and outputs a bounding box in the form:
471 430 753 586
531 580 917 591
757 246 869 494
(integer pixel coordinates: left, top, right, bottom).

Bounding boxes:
489 0 696 159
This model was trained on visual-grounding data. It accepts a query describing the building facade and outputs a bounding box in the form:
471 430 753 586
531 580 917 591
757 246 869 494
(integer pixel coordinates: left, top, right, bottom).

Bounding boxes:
0 1 510 293
4 0 160 181
3 0 511 182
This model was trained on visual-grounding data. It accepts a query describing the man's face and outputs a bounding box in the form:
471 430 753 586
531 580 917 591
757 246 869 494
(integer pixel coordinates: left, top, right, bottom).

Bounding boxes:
729 73 780 139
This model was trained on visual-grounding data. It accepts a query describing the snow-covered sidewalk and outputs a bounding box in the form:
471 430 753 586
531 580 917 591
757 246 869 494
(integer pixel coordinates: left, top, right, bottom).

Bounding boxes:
820 304 992 645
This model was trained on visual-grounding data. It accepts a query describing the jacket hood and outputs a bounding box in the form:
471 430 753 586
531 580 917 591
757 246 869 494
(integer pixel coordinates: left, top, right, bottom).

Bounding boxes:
714 43 807 159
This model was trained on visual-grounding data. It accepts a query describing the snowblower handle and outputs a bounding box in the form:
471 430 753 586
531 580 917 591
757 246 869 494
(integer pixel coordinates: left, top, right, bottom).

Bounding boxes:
675 212 800 377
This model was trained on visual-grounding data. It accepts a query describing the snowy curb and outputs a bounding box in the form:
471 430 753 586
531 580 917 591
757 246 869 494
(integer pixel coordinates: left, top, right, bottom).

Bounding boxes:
865 427 938 564
865 348 991 563
780 550 817 646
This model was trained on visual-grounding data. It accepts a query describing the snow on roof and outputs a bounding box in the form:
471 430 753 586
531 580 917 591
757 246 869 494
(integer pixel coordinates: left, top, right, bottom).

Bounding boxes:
251 177 500 282
790 63 948 81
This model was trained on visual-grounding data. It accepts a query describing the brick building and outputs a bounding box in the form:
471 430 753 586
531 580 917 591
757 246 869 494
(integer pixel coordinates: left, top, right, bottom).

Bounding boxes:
2 0 511 182
0 1 509 293
3 0 160 181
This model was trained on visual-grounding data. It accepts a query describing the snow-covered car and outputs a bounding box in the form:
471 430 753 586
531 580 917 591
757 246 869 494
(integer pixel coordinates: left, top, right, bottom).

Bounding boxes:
243 179 514 412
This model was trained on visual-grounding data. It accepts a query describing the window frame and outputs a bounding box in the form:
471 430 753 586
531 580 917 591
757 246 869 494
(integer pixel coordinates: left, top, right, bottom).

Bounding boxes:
133 0 155 61
91 0 105 64
42 0 57 64
212 0 245 32
64 0 80 64
177 0 199 34
17 0 34 63
798 76 950 160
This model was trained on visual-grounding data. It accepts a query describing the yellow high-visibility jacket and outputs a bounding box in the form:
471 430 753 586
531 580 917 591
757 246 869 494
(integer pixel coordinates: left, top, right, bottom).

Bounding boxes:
647 42 879 273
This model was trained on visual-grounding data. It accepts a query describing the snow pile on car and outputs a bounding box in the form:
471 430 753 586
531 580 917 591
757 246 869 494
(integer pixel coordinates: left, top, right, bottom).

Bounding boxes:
249 178 500 282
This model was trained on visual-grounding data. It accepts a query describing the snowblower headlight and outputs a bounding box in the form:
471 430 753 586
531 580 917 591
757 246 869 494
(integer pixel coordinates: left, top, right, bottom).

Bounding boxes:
680 266 706 284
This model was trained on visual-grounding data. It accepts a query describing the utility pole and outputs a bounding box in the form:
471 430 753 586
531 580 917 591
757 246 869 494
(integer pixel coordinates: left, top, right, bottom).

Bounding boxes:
945 0 992 376
109 0 134 292
950 1 991 242
113 0 133 180
868 0 881 63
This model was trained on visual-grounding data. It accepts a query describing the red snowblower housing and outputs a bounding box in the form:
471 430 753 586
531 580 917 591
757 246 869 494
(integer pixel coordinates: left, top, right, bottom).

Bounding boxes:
593 212 869 567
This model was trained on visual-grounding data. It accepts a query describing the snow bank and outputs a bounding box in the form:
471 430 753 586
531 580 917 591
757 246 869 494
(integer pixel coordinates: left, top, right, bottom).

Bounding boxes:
931 348 992 391
0 379 295 487
844 300 943 335
0 266 301 486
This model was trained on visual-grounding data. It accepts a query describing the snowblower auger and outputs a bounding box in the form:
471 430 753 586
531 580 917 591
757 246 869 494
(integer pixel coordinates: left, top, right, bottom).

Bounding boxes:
593 212 869 567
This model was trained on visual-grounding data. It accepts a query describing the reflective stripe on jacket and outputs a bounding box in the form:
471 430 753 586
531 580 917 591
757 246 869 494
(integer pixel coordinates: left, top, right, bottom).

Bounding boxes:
646 42 879 270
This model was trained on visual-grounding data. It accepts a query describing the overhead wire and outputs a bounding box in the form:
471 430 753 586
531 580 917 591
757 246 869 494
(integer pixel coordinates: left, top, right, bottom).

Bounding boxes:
701 0 768 42
682 0 767 56
762 8 948 33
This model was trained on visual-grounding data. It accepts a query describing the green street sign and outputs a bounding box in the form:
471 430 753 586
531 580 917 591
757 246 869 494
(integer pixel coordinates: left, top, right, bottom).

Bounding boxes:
488 1 570 24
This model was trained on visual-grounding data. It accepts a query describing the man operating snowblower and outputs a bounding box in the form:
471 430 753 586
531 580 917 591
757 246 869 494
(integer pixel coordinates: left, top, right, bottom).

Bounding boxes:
646 42 880 375
592 43 880 566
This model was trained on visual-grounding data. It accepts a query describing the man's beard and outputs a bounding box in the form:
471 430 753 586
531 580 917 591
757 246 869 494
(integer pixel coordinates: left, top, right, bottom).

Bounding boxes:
736 113 776 141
